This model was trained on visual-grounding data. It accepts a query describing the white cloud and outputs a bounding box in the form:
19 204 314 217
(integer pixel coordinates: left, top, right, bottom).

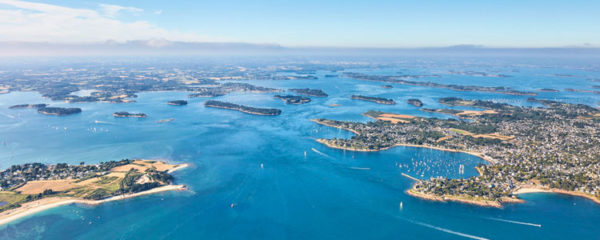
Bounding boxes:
99 4 143 17
0 0 217 43
154 10 162 15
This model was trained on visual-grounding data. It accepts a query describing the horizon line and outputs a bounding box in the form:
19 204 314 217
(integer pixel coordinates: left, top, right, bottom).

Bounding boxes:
1 40 599 50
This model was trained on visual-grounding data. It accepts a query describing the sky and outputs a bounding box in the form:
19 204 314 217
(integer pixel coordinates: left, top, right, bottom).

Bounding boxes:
0 0 599 48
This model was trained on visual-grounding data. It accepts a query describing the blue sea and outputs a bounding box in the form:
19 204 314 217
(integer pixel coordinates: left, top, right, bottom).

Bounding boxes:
0 56 599 239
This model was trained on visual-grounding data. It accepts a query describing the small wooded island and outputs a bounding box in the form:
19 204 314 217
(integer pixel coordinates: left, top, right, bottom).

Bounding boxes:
205 100 281 116
167 100 188 106
9 104 48 109
113 112 147 118
274 95 311 104
0 159 188 225
538 88 560 92
351 95 396 105
407 98 423 107
289 88 328 97
38 107 82 116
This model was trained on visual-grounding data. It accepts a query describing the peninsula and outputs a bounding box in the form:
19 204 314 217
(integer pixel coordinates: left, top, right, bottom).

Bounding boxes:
0 159 188 225
205 100 281 116
38 107 82 116
313 97 600 207
113 112 147 118
351 95 396 105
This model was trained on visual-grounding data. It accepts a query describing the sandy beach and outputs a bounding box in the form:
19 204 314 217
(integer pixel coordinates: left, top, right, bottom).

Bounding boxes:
513 186 600 204
168 163 190 173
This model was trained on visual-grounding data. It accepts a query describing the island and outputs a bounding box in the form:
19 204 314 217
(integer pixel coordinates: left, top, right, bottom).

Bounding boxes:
312 97 600 207
274 95 311 104
538 88 560 92
448 70 511 78
205 100 281 116
37 107 82 116
8 104 48 109
0 159 188 225
288 88 328 97
167 100 188 106
407 98 423 107
344 72 537 96
113 112 147 118
565 88 600 94
351 95 396 105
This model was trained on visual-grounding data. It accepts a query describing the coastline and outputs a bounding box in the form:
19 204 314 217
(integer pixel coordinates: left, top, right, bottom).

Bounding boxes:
406 186 600 208
315 138 496 164
401 172 522 208
310 119 360 135
400 169 600 208
0 185 187 226
405 189 505 208
312 119 496 164
314 120 600 207
0 162 189 226
168 163 190 173
317 137 518 207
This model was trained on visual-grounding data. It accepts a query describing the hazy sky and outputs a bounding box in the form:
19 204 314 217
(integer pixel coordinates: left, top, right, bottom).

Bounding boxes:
0 0 599 47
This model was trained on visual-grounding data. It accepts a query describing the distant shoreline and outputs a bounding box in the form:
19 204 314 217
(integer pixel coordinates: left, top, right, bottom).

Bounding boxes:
0 163 189 226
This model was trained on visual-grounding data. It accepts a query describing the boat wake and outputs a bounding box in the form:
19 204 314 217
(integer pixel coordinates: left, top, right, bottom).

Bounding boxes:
348 167 370 170
94 120 115 125
485 217 542 228
397 217 489 240
311 148 334 159
0 113 15 119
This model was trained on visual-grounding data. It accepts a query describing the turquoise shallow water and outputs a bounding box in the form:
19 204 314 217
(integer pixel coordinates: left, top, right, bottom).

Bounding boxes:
0 58 599 239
